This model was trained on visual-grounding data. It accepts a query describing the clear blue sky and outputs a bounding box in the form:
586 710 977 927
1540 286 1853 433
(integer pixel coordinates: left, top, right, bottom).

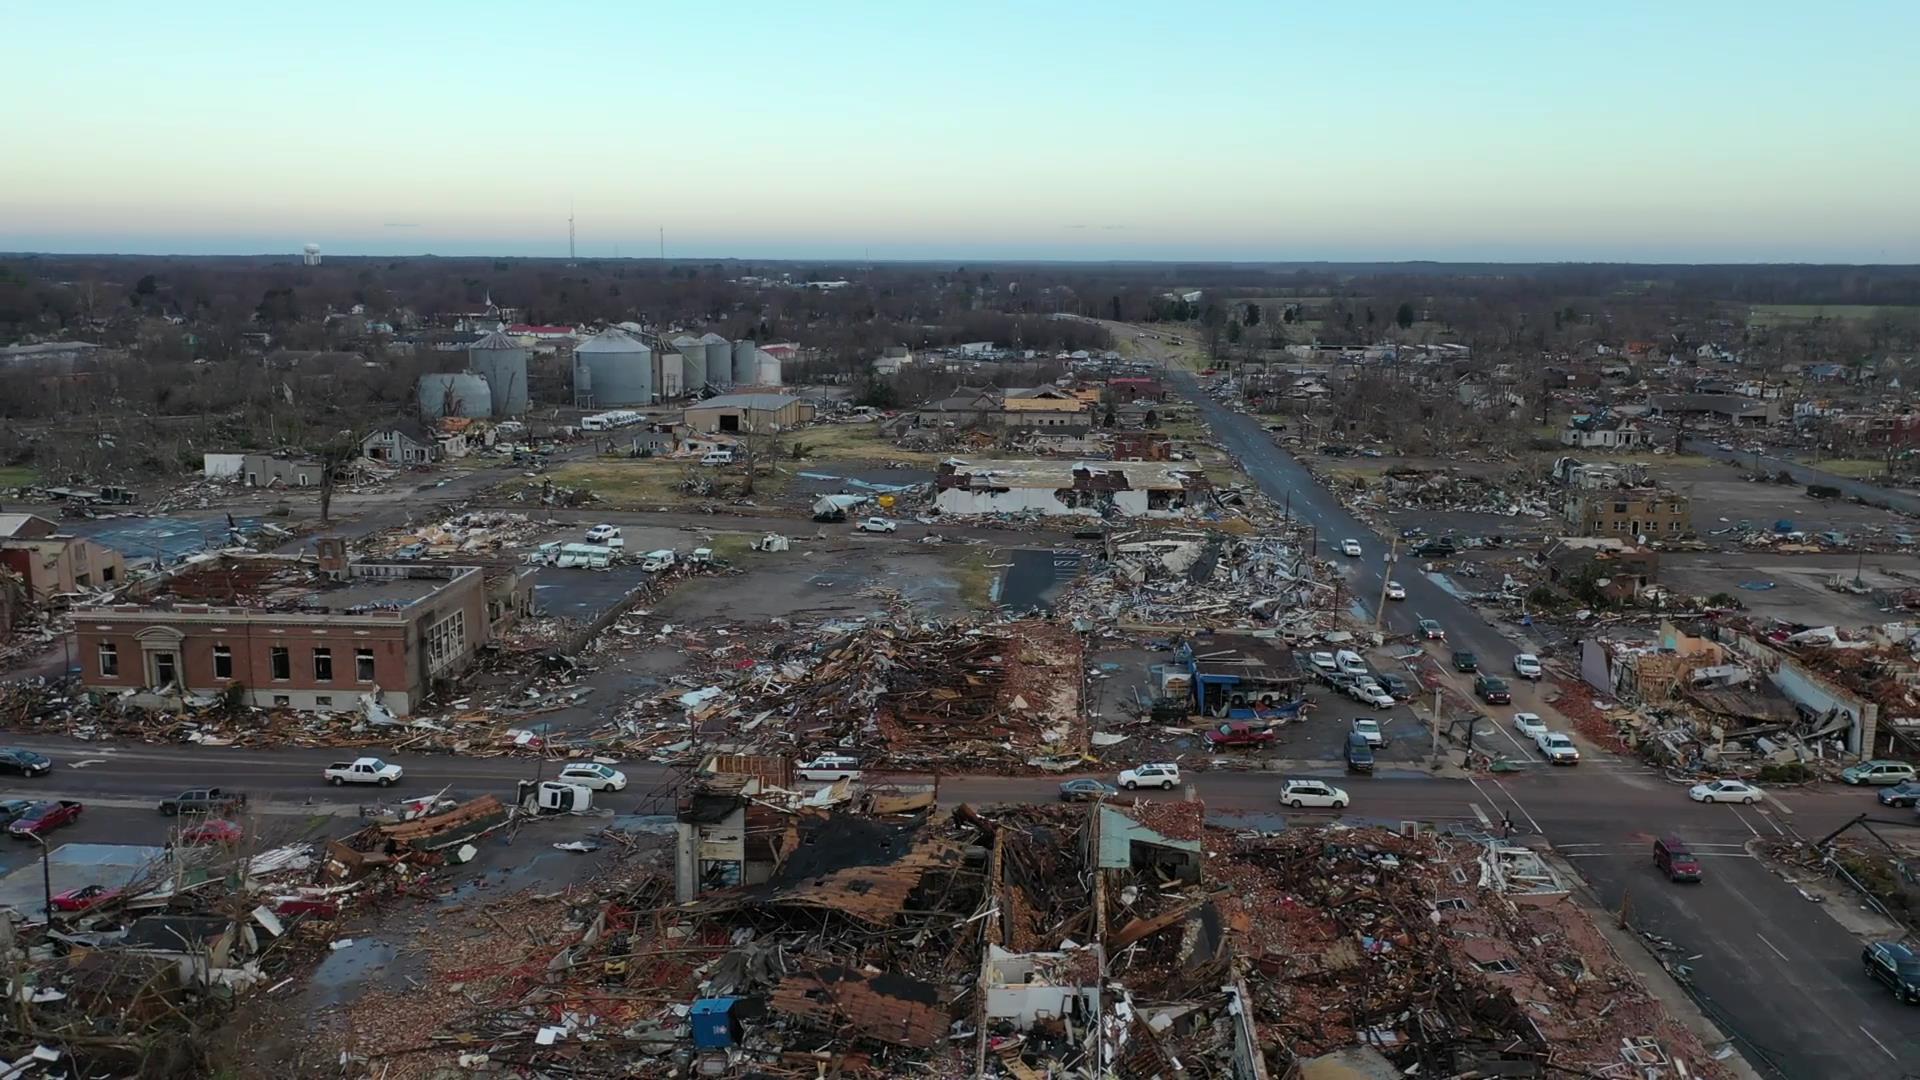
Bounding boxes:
3 1 1916 262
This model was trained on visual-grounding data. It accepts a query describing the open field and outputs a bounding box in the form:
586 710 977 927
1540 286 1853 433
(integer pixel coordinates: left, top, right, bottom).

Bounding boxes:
0 467 39 488
1747 303 1919 327
790 424 944 465
544 459 788 507
1802 457 1887 479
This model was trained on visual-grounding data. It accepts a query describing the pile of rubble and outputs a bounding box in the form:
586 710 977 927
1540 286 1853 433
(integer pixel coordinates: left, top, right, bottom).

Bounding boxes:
597 616 1086 773
1056 528 1344 634
376 510 547 556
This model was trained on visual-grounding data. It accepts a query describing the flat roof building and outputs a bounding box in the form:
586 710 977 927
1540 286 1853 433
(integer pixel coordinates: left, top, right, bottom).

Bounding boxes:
682 393 815 434
71 539 521 715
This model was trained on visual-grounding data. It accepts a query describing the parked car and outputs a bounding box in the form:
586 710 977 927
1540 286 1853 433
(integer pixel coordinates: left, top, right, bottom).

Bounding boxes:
0 748 52 777
1280 779 1350 809
1535 732 1580 765
8 800 83 838
584 524 622 544
1688 779 1760 804
1877 780 1920 808
1512 712 1548 739
1512 654 1542 680
1339 539 1363 557
699 450 734 466
1375 672 1411 700
856 517 898 533
1474 675 1512 705
1345 732 1376 773
1400 527 1427 540
1348 678 1396 709
1652 835 1702 883
157 788 248 816
174 820 244 846
1118 763 1181 790
1413 540 1456 558
1333 650 1369 677
393 542 427 560
1059 779 1120 802
50 884 122 914
1841 759 1917 786
556 762 628 791
640 549 678 573
1384 580 1406 600
324 758 403 787
1204 721 1276 751
1351 717 1386 747
1418 619 1446 641
795 755 862 782
1307 651 1337 675
0 799 35 827
1862 941 1920 1004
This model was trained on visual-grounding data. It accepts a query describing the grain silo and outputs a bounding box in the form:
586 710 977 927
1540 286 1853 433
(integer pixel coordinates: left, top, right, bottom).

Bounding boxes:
659 351 684 398
732 340 758 386
755 348 783 387
573 329 653 407
675 336 708 391
465 330 529 416
418 372 493 419
700 333 731 389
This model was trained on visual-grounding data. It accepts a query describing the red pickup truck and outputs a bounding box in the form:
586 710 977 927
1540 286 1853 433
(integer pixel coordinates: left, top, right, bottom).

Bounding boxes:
1204 721 1277 751
9 800 82 839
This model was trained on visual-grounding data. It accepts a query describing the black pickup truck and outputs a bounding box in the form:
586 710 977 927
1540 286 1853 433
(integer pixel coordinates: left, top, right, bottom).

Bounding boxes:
157 788 249 816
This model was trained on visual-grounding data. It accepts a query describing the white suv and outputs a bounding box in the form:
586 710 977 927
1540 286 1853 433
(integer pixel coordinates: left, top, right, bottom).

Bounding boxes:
1512 654 1542 680
796 755 862 782
1119 763 1181 790
1280 779 1349 809
557 762 628 791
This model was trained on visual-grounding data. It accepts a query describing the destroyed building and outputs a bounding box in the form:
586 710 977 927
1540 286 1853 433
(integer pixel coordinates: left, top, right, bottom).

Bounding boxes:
934 458 1212 518
71 538 504 714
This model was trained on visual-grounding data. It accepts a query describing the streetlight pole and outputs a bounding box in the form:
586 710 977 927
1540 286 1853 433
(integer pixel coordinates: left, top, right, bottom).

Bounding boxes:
33 834 51 922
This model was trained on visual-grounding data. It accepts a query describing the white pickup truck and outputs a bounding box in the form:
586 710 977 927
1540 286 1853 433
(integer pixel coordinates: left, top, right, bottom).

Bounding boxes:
324 757 404 787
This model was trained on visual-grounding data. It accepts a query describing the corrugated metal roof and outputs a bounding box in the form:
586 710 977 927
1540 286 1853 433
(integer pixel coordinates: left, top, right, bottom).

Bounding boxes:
468 330 521 351
575 328 648 354
691 392 802 411
698 332 730 345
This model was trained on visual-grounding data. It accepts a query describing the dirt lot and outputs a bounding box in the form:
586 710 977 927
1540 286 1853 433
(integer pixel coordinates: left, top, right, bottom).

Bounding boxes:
1674 467 1919 540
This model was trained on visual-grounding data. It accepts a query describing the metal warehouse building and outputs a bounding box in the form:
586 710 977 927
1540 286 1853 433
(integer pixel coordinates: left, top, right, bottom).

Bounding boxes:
681 393 815 434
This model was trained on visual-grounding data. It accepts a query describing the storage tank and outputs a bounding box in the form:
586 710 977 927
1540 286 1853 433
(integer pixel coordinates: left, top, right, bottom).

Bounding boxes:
573 328 653 406
418 372 493 419
732 340 758 386
755 349 782 387
700 333 731 389
465 330 529 416
681 341 707 390
659 352 685 398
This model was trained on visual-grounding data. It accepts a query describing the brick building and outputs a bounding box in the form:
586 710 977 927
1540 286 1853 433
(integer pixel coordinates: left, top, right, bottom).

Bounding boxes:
0 513 127 600
1564 488 1692 541
71 540 519 714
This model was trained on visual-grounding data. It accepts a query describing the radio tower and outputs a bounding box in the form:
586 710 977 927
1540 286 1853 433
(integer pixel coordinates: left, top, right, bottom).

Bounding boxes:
568 203 576 261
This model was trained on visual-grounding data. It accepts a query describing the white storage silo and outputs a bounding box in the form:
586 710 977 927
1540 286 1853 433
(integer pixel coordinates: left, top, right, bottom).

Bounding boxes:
419 372 493 419
466 330 529 416
700 333 731 389
676 337 708 391
573 329 653 407
732 340 757 386
755 348 782 387
660 352 684 398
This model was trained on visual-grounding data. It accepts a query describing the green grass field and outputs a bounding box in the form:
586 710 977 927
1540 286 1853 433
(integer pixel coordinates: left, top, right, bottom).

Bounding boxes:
1805 458 1885 479
0 467 38 488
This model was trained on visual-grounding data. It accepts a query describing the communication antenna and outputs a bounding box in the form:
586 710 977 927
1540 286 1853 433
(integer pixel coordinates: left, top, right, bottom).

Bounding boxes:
658 226 665 260
568 201 576 261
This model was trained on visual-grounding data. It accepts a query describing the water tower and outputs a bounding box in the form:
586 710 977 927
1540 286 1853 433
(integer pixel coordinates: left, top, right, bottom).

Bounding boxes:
302 243 322 266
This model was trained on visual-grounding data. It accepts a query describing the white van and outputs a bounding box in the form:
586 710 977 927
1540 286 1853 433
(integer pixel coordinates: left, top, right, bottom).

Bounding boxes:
1334 650 1369 677
796 755 862 782
700 450 734 466
641 549 677 573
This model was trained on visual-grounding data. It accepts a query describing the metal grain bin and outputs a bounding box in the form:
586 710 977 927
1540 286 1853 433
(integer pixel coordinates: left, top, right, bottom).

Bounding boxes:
466 330 529 416
418 372 493 419
573 329 653 407
732 340 757 386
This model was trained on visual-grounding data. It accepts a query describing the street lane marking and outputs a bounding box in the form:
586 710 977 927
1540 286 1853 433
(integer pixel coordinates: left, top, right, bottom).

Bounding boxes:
1755 933 1790 962
1728 807 1761 838
1858 1026 1897 1061
1761 792 1794 815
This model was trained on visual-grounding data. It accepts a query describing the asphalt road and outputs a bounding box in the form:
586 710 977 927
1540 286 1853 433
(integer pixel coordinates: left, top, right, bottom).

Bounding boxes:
1676 431 1920 517
1151 356 1920 1078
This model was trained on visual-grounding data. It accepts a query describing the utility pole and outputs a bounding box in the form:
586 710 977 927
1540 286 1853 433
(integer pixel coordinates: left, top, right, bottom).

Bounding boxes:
34 834 51 922
1373 537 1399 630
1430 686 1442 761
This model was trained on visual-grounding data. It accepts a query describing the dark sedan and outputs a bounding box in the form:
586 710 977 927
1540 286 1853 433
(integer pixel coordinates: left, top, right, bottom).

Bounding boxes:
1878 781 1920 808
0 748 52 777
1059 779 1120 802
0 799 36 826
